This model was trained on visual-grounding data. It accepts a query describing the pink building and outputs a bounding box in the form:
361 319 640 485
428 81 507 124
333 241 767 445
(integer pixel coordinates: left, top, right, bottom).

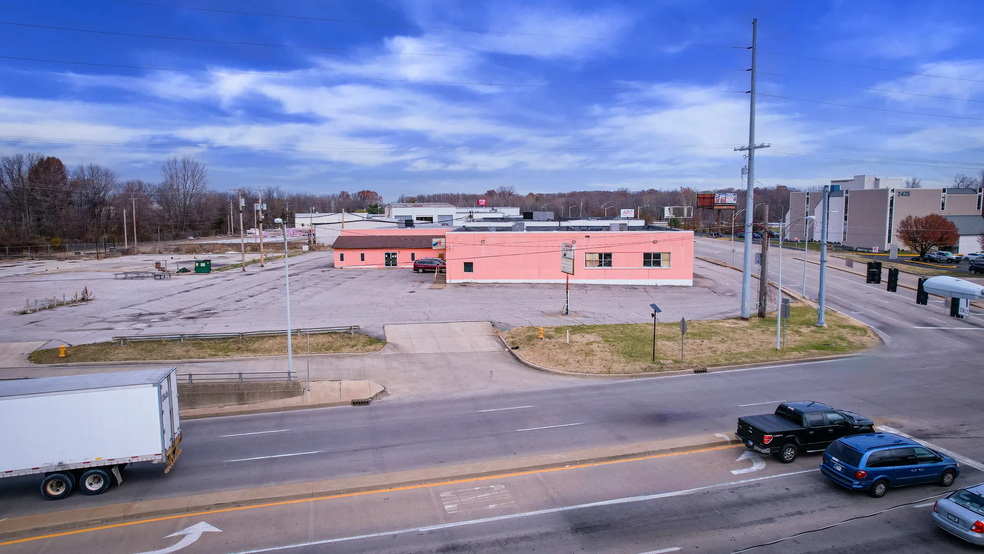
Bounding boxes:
445 229 693 285
333 228 447 269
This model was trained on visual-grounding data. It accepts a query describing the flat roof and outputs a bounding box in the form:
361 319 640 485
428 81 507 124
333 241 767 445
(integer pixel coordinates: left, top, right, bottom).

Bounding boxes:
945 215 984 236
0 368 175 398
332 235 439 249
387 203 456 208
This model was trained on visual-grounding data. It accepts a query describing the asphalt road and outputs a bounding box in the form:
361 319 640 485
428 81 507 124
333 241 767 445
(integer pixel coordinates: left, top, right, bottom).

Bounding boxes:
2 237 983 552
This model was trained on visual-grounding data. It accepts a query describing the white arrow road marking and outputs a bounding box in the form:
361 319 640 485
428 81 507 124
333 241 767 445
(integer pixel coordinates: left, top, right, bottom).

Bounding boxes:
731 451 766 475
133 522 221 554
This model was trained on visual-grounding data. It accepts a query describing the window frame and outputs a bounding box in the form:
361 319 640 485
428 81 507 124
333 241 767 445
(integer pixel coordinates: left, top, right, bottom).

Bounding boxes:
384 252 397 267
463 261 474 273
585 252 613 268
339 252 344 262
360 253 365 262
643 252 670 268
411 253 416 261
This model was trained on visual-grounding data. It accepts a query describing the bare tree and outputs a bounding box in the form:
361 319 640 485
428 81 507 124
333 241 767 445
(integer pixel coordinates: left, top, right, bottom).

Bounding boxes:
952 173 979 189
69 164 119 240
157 157 208 232
903 177 922 189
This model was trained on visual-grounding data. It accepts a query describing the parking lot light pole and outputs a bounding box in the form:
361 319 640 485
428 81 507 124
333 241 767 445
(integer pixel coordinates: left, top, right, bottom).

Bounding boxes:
274 218 294 380
800 216 815 297
817 187 829 327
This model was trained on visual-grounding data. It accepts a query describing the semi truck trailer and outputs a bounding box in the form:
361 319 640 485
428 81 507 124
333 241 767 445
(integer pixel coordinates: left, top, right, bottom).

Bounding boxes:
0 367 182 500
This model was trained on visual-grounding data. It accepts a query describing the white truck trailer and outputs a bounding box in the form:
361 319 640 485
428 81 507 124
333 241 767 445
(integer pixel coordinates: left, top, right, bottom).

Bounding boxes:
0 367 181 500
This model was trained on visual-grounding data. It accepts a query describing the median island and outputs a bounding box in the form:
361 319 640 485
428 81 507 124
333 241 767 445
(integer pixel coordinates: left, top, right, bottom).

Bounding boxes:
501 305 878 374
29 333 385 364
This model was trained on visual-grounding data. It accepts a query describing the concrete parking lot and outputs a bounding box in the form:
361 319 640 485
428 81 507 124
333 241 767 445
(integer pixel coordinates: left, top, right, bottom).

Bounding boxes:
0 251 747 348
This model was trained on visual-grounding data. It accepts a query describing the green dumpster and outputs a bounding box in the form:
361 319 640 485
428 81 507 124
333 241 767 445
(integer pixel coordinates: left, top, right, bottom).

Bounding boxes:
194 259 212 274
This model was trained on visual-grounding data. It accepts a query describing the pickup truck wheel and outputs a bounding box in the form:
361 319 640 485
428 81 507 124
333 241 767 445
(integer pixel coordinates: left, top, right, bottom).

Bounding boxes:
869 479 889 498
80 468 111 495
41 473 74 500
939 469 956 487
778 443 798 463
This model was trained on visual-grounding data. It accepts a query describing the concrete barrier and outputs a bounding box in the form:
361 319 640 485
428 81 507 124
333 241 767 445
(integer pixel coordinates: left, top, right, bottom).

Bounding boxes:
177 381 305 409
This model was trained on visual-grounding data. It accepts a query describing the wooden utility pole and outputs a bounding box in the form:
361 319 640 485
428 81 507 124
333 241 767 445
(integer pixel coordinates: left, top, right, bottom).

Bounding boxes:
230 189 248 271
758 205 769 318
258 187 265 267
131 198 138 251
123 209 128 250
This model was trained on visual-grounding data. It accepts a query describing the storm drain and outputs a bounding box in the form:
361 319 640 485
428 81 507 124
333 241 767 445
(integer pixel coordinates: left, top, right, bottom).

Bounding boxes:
693 368 708 374
351 398 372 406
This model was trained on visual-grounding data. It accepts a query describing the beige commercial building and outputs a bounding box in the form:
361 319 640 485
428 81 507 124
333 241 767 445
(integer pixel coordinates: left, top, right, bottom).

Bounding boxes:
786 175 984 253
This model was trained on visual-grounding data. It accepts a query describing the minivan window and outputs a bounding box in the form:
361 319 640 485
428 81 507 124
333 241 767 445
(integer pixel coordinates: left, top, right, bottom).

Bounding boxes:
826 441 863 467
865 450 896 468
949 490 984 517
914 447 941 464
889 447 917 466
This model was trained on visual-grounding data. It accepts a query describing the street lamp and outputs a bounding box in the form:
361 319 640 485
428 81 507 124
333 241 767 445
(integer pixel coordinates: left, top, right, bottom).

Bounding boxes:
637 205 649 220
730 203 766 267
776 215 813 349
274 218 294 381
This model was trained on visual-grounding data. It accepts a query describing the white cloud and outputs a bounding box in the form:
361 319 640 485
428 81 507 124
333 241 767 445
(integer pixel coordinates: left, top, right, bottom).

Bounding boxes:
471 6 630 59
870 60 984 104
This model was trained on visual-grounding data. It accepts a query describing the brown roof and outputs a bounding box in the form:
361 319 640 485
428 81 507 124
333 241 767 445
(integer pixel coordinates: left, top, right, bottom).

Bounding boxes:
332 235 438 250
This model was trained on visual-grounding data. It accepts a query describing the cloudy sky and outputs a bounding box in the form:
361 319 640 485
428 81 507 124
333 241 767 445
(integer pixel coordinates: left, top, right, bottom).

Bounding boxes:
1 0 983 200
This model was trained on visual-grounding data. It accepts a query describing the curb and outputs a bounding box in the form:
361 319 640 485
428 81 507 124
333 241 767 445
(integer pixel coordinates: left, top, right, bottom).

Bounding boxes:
27 350 380 368
179 382 388 420
0 434 736 540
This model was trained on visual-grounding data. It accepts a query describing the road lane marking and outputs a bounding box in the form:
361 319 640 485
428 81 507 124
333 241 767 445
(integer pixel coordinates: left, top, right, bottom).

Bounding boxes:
912 501 936 508
516 422 583 432
639 549 681 554
134 522 222 554
0 443 743 547
223 469 818 553
224 451 320 463
912 326 984 330
714 433 732 443
731 451 766 475
440 485 515 514
738 401 779 407
220 430 290 438
876 425 984 472
477 405 534 413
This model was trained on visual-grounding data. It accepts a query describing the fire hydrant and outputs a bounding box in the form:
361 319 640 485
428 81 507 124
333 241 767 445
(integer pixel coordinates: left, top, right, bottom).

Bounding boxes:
58 344 67 358
538 327 544 339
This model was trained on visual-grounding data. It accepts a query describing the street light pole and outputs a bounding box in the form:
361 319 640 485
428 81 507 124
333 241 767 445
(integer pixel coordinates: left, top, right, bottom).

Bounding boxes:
274 217 294 379
817 186 830 327
777 221 783 349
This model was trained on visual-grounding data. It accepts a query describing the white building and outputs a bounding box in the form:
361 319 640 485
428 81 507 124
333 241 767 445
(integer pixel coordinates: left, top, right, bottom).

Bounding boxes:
384 203 522 226
305 213 394 247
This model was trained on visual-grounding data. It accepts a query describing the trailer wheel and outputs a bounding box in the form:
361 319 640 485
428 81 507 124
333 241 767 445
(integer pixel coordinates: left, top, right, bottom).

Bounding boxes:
41 473 74 500
80 468 111 495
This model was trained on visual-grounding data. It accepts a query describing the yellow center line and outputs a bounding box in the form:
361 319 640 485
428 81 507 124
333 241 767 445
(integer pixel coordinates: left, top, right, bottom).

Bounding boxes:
1 443 742 546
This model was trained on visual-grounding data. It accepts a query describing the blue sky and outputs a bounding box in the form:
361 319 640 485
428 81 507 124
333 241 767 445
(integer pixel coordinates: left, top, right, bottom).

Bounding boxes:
1 0 983 201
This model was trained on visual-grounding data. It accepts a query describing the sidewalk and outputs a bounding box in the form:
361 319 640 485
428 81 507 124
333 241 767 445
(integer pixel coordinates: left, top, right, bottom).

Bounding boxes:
0 432 736 540
180 379 386 419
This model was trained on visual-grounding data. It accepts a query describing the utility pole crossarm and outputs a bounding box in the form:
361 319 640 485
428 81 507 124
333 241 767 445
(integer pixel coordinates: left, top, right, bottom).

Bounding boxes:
734 143 771 152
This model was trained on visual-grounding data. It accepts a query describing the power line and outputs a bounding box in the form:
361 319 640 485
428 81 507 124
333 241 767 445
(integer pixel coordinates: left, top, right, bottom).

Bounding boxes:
115 1 745 50
757 71 984 104
0 55 748 92
759 49 984 83
757 93 984 122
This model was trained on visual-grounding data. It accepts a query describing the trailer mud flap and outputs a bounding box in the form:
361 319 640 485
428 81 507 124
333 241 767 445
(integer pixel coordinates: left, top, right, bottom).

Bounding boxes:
111 465 123 486
164 432 182 474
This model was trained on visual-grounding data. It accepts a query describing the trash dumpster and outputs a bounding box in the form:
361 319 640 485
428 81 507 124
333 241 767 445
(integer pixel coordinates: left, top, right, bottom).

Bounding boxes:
194 259 211 274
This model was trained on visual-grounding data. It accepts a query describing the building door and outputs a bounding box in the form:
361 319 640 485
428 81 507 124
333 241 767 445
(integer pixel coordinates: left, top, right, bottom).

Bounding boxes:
385 252 397 267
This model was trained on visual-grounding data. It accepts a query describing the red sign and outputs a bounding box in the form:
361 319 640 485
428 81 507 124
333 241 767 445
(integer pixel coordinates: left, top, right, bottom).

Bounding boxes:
478 199 487 206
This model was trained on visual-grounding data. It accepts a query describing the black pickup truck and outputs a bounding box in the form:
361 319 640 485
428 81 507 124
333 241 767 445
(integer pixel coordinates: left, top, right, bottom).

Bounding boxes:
735 401 874 463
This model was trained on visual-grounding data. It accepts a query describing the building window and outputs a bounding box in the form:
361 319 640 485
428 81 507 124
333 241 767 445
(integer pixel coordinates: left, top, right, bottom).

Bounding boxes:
339 253 344 262
464 262 473 273
941 190 947 211
887 193 895 240
384 252 397 267
643 253 670 268
360 253 365 262
585 253 612 268
411 253 416 261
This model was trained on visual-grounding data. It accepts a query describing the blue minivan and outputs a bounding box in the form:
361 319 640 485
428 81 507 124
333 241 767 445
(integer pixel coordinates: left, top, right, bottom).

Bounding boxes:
821 433 960 498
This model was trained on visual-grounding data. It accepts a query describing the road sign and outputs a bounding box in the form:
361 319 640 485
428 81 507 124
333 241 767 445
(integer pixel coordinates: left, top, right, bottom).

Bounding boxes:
679 317 687 335
561 243 575 275
872 247 880 253
478 199 486 206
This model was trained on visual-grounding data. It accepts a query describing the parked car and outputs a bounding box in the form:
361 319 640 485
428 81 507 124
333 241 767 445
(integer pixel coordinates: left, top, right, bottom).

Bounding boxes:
970 260 984 275
963 252 984 263
820 432 960 498
752 232 762 239
925 251 958 263
412 258 446 273
735 401 874 464
932 483 984 545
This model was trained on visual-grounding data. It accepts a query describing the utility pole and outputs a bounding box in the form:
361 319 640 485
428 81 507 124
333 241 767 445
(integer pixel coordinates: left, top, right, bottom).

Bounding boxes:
757 205 769 318
131 198 137 252
123 209 128 251
817 185 830 326
258 187 265 267
231 189 247 271
735 18 770 319
229 200 233 235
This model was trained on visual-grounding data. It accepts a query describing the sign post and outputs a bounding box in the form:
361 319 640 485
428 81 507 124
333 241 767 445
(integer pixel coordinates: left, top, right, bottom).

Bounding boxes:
679 317 687 363
650 303 662 362
561 243 575 315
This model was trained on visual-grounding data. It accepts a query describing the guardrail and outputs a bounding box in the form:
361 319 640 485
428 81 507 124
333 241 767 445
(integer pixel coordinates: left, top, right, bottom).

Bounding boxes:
179 371 294 383
112 325 359 345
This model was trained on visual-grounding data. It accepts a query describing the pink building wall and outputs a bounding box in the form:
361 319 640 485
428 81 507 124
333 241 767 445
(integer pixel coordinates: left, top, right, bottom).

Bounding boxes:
334 228 446 269
444 230 694 285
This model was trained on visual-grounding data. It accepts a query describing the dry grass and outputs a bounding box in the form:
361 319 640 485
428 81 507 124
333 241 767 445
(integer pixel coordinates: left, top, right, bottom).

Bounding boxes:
30 333 384 364
501 305 879 374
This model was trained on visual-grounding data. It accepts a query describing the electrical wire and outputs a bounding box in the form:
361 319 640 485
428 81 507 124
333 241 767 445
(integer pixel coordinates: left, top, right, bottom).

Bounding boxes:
758 93 984 122
757 71 984 104
0 21 748 71
114 1 745 50
0 55 748 93
759 48 984 83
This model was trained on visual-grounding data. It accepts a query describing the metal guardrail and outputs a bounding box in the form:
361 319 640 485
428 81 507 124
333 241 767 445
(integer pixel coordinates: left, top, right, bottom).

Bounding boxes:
179 371 294 383
112 325 359 345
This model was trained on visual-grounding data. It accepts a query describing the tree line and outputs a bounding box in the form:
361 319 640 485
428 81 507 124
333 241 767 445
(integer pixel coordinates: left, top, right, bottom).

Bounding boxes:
0 153 385 246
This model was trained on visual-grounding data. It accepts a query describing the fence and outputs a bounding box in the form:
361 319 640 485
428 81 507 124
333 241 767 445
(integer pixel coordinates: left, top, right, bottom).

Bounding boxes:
179 371 294 383
0 243 126 258
112 325 359 345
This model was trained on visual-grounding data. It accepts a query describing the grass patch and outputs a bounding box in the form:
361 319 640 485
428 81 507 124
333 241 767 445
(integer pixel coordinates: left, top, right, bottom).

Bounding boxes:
30 333 385 364
501 305 878 375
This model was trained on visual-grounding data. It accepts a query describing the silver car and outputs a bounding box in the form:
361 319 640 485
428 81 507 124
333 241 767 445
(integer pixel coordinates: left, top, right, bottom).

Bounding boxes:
932 483 984 545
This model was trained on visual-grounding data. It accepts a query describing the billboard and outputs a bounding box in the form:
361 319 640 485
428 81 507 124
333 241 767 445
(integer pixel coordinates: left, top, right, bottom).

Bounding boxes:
619 208 635 218
477 199 487 206
714 193 738 208
696 194 716 208
561 243 575 275
432 238 446 250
